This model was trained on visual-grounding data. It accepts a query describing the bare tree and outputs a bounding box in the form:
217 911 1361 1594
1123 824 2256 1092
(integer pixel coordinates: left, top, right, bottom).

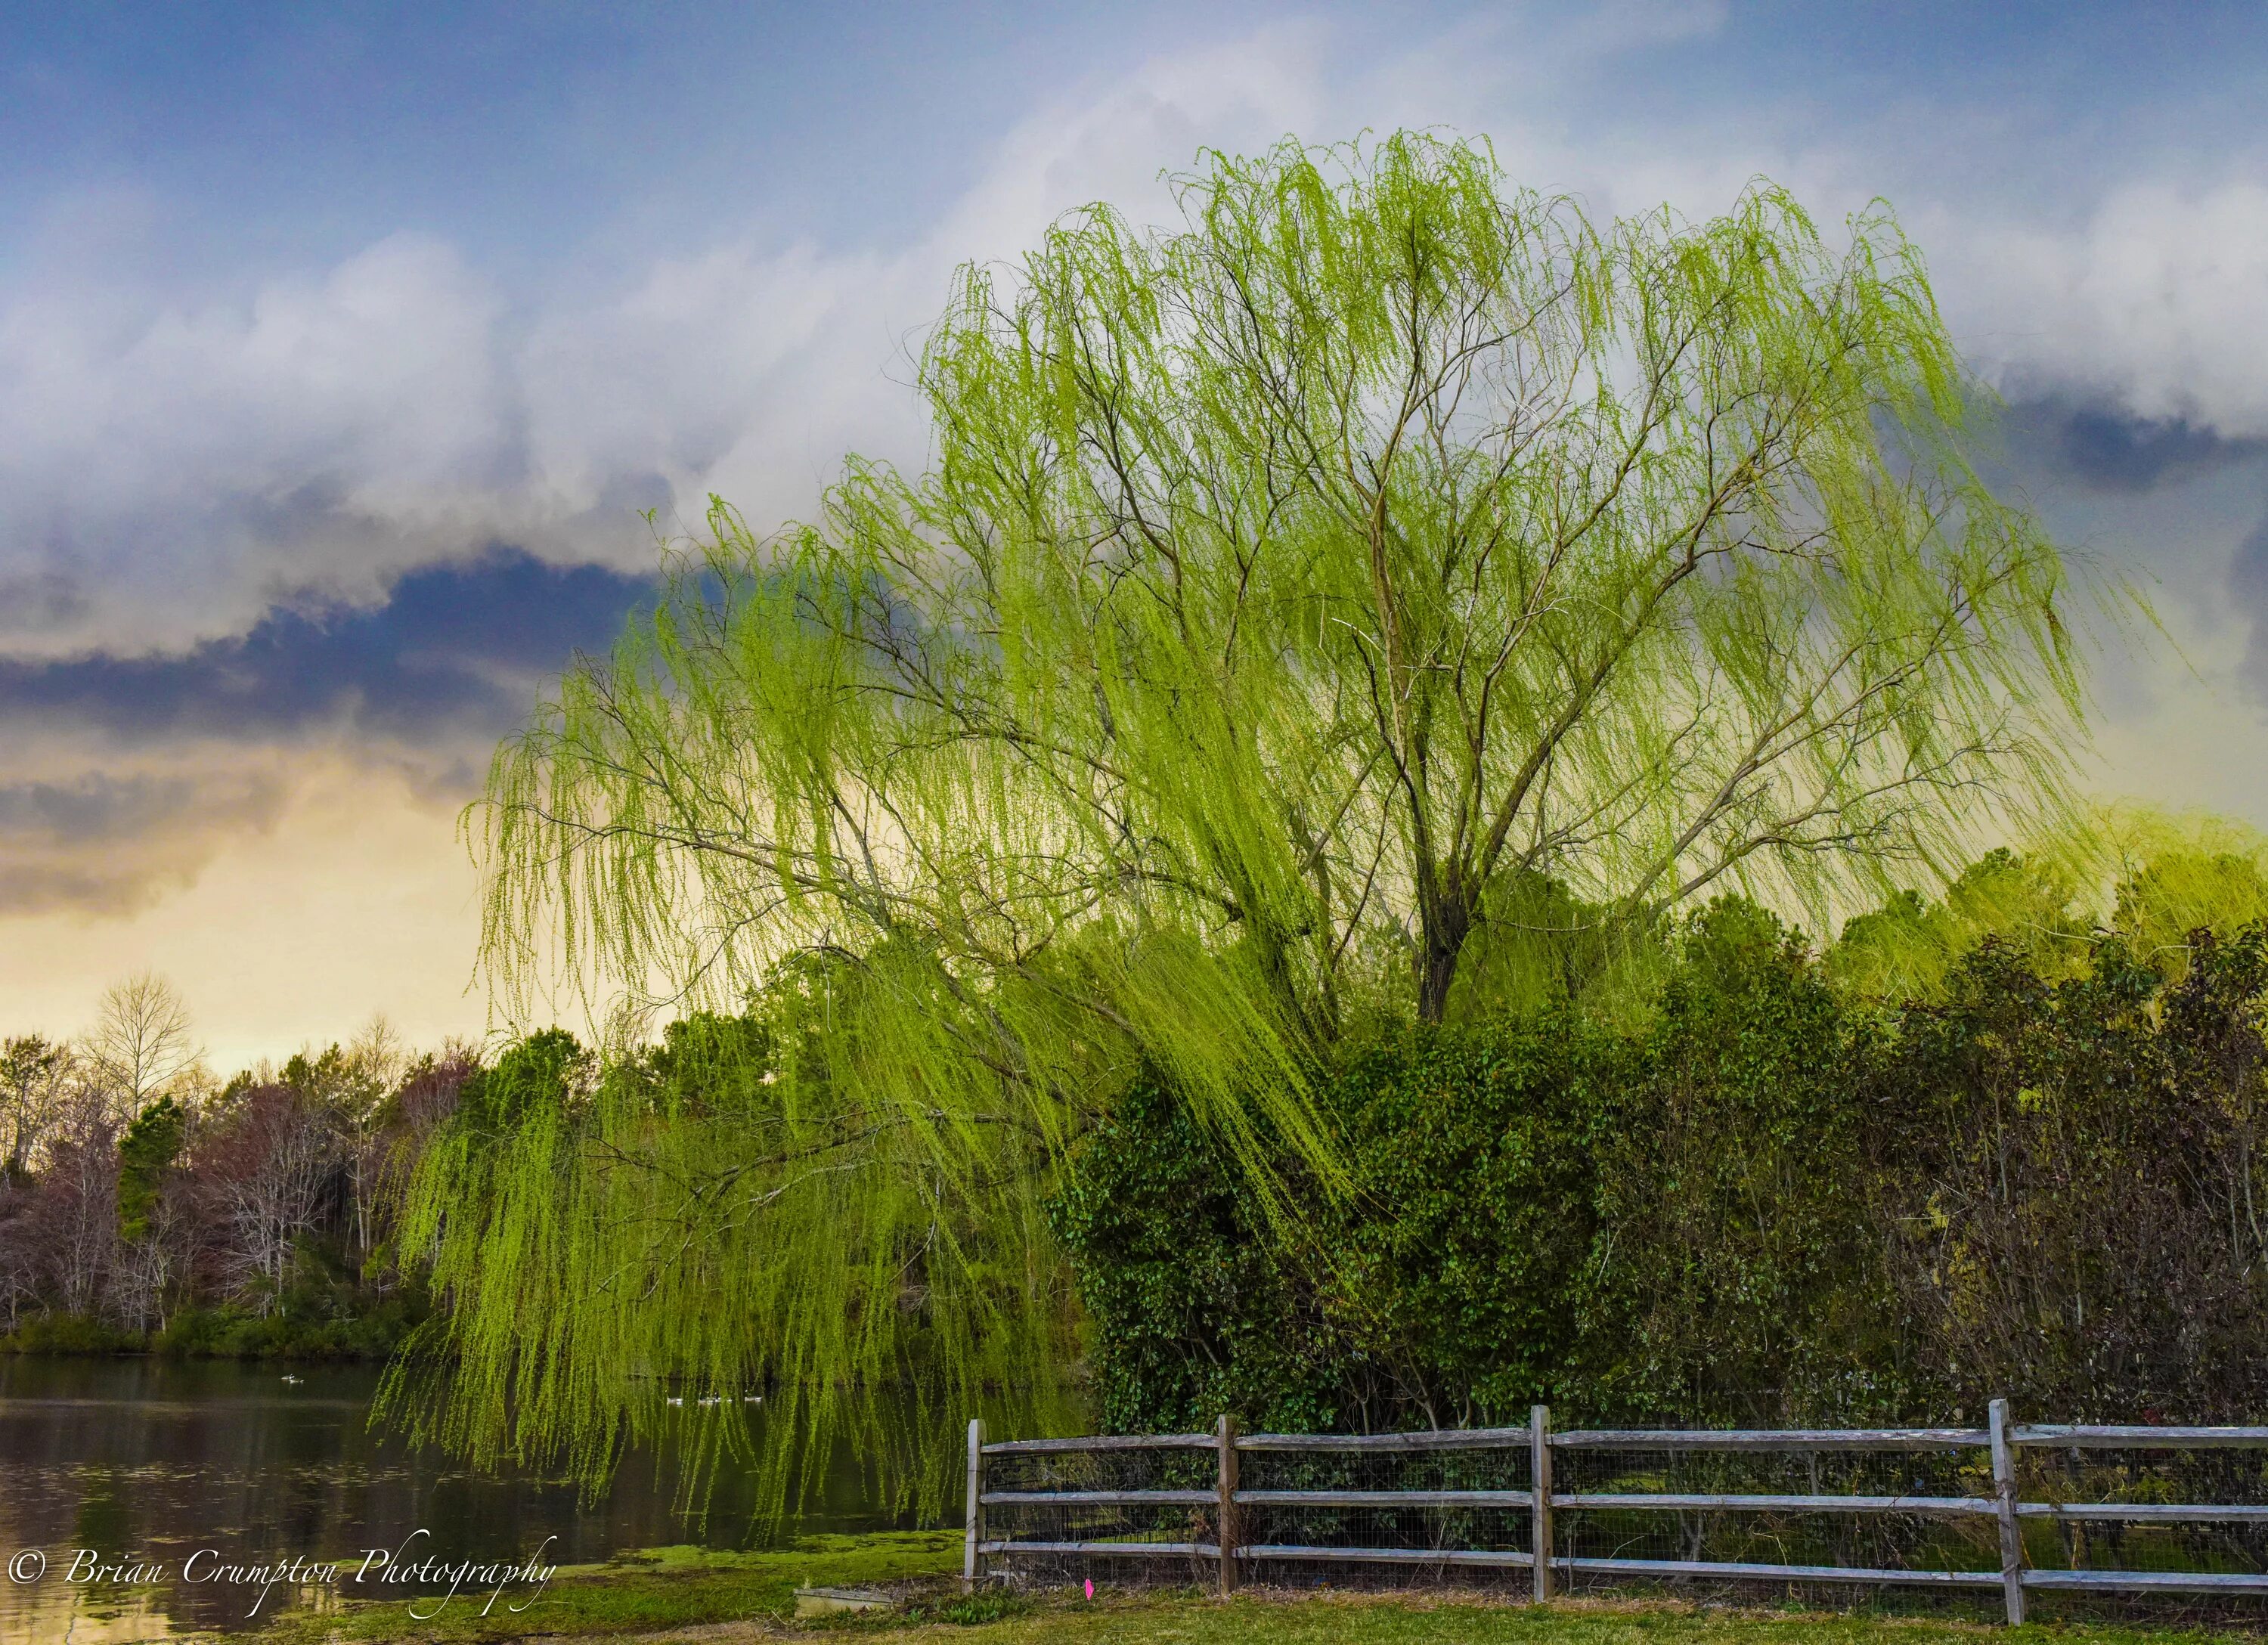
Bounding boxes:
195 1084 342 1309
347 1015 407 1094
370 1041 477 1274
340 1015 406 1262
0 1182 40 1324
107 1213 175 1334
85 973 200 1115
27 1092 121 1315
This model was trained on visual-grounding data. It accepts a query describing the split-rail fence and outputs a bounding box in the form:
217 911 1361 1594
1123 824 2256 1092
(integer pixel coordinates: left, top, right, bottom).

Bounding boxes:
962 1402 2268 1623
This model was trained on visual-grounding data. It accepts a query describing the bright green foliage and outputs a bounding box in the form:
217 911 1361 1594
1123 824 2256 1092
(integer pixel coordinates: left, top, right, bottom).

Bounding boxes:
387 1002 1076 1513
2096 809 2268 975
438 133 2094 1495
116 1093 187 1245
1823 809 2268 1001
1826 847 2090 999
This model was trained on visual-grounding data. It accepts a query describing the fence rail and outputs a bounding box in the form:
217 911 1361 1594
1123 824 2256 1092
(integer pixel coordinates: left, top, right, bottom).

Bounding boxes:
962 1401 2268 1622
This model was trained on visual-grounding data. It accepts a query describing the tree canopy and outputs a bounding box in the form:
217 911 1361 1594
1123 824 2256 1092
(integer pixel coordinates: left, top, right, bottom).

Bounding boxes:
418 133 2098 1507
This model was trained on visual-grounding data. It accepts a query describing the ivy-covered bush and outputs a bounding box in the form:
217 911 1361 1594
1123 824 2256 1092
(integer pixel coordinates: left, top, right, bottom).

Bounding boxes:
1575 900 1907 1425
1047 1008 1625 1435
1055 903 2268 1433
1044 1070 1325 1436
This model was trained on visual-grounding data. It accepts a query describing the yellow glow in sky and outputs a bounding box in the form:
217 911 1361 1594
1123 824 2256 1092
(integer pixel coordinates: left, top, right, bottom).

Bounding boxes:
0 757 488 1074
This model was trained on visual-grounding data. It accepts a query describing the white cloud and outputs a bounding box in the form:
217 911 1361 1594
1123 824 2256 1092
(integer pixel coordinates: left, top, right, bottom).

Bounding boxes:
2 10 2265 665
0 234 514 648
528 20 1334 534
1941 181 2268 439
1 231 507 507
0 25 1332 655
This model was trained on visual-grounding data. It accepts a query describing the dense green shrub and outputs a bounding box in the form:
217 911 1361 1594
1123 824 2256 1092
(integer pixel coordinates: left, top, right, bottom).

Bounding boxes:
0 1313 141 1355
1055 903 2268 1433
152 1290 426 1360
1046 1071 1331 1435
3 1245 432 1361
1574 900 1908 1424
1313 1009 1616 1426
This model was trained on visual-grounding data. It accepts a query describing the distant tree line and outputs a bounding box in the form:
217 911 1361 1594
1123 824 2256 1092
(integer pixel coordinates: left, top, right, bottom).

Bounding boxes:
0 976 473 1356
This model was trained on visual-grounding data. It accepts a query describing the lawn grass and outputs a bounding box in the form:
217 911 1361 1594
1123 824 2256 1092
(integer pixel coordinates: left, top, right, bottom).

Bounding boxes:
235 1532 2260 1645
243 1530 964 1643
838 1591 2254 1645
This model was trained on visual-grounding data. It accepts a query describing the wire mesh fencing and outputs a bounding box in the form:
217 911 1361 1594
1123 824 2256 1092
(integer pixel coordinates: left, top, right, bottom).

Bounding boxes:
970 1429 1225 1590
1233 1424 1535 1591
2008 1430 2268 1625
965 1405 2268 1623
1548 1430 2003 1621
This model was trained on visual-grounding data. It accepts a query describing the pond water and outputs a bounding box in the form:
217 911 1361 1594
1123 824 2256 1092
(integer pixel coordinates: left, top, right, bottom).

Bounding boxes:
0 1356 914 1640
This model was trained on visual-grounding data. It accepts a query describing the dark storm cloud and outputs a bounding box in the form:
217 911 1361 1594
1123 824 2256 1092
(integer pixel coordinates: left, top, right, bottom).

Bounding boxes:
0 550 651 746
0 860 166 918
0 767 289 915
0 771 262 845
2050 405 2268 494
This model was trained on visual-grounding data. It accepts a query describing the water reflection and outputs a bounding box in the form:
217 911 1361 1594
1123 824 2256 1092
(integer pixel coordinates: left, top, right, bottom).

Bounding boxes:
0 1357 909 1639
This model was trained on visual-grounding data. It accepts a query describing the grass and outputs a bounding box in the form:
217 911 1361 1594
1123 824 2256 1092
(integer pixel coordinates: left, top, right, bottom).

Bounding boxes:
241 1530 964 1643
231 1532 2263 1645
834 1593 2260 1645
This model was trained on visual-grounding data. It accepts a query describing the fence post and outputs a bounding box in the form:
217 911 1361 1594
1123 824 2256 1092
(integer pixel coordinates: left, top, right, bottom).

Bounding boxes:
1216 1412 1240 1597
1531 1404 1554 1602
964 1416 984 1593
1988 1397 2025 1625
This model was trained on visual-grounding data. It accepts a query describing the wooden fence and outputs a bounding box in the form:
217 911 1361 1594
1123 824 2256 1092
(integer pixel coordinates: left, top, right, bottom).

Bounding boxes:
962 1402 2268 1622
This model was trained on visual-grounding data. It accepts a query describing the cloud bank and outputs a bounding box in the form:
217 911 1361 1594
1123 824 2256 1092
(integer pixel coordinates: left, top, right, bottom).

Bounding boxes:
5 8 2268 951
11 17 2260 656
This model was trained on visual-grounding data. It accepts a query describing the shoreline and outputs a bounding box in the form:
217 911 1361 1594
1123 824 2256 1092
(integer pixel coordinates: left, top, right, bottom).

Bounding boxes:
0 1301 418 1362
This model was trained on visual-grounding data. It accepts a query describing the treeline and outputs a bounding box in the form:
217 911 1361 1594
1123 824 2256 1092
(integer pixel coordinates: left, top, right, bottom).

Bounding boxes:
28 819 2268 1441
1054 846 2268 1435
0 991 473 1356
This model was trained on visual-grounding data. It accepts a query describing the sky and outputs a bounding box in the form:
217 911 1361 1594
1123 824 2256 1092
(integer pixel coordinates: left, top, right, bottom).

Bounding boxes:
4 0 2267 1070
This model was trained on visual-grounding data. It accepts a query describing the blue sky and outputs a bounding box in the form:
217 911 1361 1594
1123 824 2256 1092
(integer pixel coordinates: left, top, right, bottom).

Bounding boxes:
14 3 2260 285
4 1 2266 1063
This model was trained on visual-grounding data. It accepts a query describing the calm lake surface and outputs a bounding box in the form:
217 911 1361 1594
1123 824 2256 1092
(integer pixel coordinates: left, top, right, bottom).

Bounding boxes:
0 1356 913 1640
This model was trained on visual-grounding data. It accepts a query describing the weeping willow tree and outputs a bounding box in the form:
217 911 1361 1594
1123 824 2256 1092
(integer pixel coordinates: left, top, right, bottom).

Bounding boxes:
397 133 2097 1510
